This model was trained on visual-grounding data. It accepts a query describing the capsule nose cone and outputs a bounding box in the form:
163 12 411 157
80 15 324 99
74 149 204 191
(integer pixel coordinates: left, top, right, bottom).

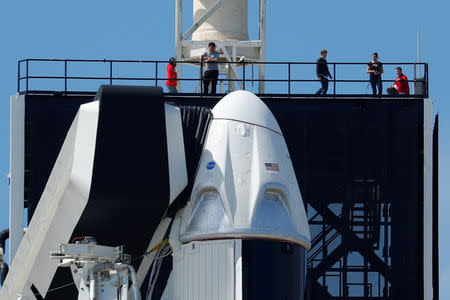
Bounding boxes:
212 90 282 134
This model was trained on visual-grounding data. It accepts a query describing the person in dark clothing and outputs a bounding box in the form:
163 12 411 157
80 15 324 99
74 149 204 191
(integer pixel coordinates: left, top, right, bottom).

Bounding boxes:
202 42 220 94
316 49 333 95
366 52 383 96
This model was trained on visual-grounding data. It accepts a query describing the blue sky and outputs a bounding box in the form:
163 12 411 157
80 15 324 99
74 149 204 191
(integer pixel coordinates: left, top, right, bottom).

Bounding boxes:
0 0 448 297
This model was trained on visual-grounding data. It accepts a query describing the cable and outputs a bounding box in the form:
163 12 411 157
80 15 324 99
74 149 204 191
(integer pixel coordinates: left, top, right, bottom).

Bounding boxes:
133 238 169 262
34 282 75 296
146 243 172 300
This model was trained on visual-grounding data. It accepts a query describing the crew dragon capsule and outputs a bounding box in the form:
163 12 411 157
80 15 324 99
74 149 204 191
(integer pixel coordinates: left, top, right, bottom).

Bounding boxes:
162 91 311 300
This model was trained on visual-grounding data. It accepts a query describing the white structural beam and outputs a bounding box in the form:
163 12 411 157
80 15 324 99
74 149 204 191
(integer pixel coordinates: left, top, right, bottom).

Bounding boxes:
164 104 188 204
9 94 25 264
181 40 262 48
218 43 243 90
175 0 183 91
182 0 225 40
423 98 433 300
258 0 266 93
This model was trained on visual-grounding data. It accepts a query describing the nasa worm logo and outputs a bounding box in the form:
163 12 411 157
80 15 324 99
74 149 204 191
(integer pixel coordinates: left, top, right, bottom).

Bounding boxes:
206 161 216 170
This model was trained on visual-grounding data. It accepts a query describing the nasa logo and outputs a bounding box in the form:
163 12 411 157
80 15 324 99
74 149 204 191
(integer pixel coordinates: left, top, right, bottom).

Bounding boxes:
206 161 216 170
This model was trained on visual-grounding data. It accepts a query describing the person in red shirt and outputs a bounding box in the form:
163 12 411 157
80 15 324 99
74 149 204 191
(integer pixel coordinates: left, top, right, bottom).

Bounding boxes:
166 57 178 93
387 67 410 95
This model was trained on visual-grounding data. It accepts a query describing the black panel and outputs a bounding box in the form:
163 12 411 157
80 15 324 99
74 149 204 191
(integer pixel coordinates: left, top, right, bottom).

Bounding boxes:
25 95 93 220
242 240 306 300
43 268 78 299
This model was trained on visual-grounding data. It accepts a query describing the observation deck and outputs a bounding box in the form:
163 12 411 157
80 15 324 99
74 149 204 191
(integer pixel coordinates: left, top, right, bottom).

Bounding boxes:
17 58 428 98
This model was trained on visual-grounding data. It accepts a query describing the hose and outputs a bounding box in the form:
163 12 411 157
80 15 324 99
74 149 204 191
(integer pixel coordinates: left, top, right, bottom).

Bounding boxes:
128 265 140 300
146 243 171 300
114 263 141 300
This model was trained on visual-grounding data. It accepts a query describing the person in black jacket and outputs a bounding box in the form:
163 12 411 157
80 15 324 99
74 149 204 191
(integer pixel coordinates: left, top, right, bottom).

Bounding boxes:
316 49 333 95
366 52 383 96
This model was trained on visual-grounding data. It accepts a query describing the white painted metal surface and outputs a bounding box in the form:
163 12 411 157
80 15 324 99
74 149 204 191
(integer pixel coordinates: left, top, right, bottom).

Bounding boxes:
423 98 433 300
192 0 249 41
212 90 281 134
9 94 25 264
0 101 99 300
164 104 188 204
50 243 139 300
179 91 310 249
163 240 236 300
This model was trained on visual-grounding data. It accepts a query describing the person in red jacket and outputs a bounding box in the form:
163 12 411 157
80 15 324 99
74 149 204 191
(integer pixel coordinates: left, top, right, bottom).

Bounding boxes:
387 67 410 95
166 57 178 93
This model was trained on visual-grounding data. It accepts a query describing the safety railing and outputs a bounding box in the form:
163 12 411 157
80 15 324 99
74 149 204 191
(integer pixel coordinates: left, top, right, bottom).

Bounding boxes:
17 59 429 98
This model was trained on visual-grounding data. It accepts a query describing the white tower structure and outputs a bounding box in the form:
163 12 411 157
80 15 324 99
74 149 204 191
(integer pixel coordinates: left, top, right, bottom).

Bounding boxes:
175 0 266 93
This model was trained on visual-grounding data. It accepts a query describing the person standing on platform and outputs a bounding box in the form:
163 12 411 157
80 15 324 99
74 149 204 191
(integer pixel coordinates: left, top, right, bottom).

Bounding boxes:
366 52 383 96
166 57 178 93
387 67 410 95
202 42 220 94
316 49 333 95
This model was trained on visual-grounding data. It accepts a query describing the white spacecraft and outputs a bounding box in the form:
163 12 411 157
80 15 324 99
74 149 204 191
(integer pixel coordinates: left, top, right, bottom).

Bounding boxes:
160 91 310 299
0 89 310 300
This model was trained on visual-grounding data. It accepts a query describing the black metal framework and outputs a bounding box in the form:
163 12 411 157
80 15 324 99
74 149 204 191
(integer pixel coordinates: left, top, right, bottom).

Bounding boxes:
17 59 429 98
306 180 390 299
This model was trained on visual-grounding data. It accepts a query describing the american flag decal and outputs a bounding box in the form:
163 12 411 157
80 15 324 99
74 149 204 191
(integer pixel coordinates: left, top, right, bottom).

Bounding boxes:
265 162 280 172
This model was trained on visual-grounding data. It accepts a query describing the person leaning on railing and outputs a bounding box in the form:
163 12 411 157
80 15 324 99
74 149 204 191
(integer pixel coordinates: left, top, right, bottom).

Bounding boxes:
166 57 178 93
202 42 220 94
386 67 410 95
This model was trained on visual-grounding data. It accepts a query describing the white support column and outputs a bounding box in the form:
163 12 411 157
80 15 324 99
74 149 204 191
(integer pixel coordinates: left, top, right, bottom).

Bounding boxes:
226 46 237 91
219 43 243 90
234 239 243 300
232 46 237 91
258 0 266 94
9 94 25 264
175 0 183 92
423 98 433 300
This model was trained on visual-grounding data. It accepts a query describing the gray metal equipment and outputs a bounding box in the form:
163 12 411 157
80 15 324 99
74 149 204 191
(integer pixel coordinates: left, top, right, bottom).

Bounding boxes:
50 239 140 300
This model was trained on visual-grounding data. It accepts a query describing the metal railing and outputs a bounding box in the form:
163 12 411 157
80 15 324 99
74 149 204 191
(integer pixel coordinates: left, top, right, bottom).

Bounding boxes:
17 59 429 98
